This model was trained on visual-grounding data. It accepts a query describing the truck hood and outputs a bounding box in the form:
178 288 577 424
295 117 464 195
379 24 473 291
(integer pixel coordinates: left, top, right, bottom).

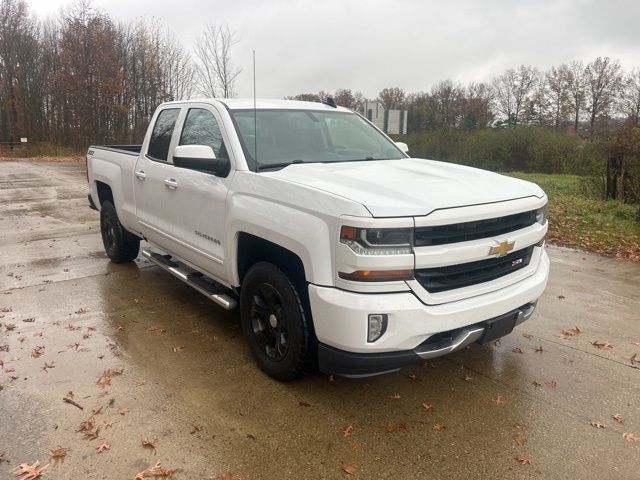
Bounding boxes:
266 158 544 217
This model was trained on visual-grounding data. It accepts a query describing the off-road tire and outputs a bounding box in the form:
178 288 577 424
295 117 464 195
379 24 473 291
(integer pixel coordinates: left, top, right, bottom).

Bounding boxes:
100 200 140 263
240 262 314 381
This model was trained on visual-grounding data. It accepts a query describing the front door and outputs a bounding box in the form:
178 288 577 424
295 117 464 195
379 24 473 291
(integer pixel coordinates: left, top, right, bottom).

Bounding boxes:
158 105 234 282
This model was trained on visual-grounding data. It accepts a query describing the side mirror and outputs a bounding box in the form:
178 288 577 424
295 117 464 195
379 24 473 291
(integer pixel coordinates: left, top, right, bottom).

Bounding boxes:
395 142 409 154
173 145 230 176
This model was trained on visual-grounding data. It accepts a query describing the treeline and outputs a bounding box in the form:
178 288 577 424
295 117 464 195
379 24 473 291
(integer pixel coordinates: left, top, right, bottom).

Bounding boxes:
289 59 640 134
0 0 194 148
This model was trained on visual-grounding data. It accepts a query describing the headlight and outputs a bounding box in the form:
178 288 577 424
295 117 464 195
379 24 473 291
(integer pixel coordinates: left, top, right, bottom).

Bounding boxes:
340 226 413 255
536 204 547 225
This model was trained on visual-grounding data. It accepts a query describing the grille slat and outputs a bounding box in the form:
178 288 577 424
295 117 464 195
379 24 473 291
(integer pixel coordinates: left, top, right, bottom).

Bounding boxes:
415 247 534 293
415 210 537 247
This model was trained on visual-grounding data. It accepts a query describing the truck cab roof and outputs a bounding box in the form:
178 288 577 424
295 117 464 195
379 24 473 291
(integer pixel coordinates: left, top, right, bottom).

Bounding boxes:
160 98 352 112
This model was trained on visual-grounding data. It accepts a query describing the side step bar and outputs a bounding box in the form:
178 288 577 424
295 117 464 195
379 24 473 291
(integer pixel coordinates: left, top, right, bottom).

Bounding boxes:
141 249 238 310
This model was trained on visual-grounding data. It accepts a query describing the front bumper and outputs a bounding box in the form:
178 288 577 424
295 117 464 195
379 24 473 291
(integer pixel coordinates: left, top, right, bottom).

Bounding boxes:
309 249 549 375
318 302 537 377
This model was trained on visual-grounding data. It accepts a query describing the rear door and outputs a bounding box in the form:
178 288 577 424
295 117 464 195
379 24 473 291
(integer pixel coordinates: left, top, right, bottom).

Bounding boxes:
159 105 233 281
133 107 182 250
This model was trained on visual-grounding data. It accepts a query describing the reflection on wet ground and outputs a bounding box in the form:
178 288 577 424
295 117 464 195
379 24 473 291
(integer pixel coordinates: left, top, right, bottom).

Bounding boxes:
1 160 639 479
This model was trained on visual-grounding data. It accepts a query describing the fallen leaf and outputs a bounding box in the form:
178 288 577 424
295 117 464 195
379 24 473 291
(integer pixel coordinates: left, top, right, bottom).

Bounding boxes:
0 451 6 462
560 327 580 339
557 295 566 300
623 432 638 442
407 373 421 383
630 353 640 366
422 403 434 412
142 437 157 453
74 308 88 315
103 420 113 429
298 401 311 407
190 422 203 434
612 413 624 423
22 317 35 323
463 374 474 382
134 460 175 479
65 391 74 398
350 440 363 450
390 393 401 400
147 325 166 333
117 406 129 416
515 455 531 465
117 325 126 331
342 425 353 437
590 421 606 429
492 395 505 405
172 346 184 353
383 422 406 432
512 434 526 446
31 346 45 358
432 423 446 431
328 374 335 383
512 423 527 430
632 341 640 347
341 463 357 475
545 380 558 388
512 347 524 354
591 340 614 350
522 333 533 339
96 441 110 453
535 345 544 353
41 361 56 372
66 324 81 331
14 461 49 480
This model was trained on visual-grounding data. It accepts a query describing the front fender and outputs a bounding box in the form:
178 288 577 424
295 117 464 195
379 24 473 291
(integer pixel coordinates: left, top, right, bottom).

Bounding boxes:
227 195 336 287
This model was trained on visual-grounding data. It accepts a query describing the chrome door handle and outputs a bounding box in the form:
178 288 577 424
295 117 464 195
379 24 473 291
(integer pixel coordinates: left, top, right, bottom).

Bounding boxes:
163 178 178 189
134 170 146 180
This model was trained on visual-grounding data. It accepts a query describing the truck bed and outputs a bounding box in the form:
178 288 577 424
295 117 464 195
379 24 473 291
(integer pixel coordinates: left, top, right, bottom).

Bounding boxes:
89 145 142 155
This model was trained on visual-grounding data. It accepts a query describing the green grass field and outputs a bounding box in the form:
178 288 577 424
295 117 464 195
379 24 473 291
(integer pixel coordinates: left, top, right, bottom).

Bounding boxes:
506 172 640 261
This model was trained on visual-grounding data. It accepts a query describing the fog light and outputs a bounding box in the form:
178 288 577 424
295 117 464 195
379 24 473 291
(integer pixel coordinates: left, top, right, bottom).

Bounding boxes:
368 314 388 342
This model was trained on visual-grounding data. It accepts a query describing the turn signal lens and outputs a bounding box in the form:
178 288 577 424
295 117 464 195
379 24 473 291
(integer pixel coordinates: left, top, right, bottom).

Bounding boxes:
338 269 414 282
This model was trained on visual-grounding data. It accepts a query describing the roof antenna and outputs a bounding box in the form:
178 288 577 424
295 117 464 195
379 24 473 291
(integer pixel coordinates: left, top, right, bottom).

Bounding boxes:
253 50 258 166
323 96 337 108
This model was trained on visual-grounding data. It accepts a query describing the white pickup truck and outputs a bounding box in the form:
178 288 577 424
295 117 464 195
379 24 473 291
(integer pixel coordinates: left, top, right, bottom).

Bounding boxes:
86 98 549 380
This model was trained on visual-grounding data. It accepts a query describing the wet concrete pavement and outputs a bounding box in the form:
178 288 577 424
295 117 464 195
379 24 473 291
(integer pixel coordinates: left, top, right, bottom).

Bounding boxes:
1 159 639 479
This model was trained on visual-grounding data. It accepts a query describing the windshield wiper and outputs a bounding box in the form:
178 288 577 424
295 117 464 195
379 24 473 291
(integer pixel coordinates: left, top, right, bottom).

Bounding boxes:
258 159 313 171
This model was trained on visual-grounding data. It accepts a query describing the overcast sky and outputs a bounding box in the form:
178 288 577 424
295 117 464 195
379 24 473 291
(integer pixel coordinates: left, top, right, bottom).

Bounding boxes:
27 0 640 99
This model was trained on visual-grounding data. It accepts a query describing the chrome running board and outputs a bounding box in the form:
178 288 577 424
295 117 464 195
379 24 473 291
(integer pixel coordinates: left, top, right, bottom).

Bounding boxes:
141 249 237 310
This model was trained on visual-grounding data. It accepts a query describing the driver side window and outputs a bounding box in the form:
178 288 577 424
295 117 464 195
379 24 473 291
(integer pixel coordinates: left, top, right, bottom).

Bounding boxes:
179 108 227 158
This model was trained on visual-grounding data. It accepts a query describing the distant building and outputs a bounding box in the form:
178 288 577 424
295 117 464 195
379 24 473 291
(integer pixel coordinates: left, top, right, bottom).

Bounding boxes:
360 100 408 135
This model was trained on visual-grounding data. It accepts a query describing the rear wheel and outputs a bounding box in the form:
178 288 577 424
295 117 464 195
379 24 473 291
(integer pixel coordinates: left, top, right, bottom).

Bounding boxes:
240 262 314 381
100 200 140 263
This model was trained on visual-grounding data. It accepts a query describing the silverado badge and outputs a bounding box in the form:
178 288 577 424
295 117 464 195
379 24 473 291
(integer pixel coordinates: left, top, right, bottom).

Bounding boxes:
490 240 515 257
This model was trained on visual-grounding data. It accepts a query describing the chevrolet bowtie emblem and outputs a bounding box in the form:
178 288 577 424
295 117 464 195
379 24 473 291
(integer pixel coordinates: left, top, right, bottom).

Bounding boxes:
490 241 515 257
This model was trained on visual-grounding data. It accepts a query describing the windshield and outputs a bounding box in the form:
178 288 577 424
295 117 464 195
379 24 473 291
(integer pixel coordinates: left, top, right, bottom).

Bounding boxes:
230 109 406 170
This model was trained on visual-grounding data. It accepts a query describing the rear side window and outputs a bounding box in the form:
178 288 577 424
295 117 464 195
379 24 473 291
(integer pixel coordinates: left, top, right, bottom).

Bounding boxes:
147 108 180 161
179 108 227 158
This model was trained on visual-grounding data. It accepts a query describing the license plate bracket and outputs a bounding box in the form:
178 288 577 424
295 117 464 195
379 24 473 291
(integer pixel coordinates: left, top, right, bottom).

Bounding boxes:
478 312 519 344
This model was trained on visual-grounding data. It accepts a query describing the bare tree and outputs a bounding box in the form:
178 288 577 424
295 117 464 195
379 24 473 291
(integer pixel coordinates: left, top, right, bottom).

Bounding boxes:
584 56 623 130
377 87 406 111
493 65 539 126
333 88 364 111
621 69 640 126
463 82 494 129
545 64 572 129
430 80 464 129
566 60 586 132
194 24 241 98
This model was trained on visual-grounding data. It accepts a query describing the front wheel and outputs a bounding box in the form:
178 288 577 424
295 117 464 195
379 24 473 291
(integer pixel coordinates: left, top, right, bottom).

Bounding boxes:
100 200 140 263
240 262 314 381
